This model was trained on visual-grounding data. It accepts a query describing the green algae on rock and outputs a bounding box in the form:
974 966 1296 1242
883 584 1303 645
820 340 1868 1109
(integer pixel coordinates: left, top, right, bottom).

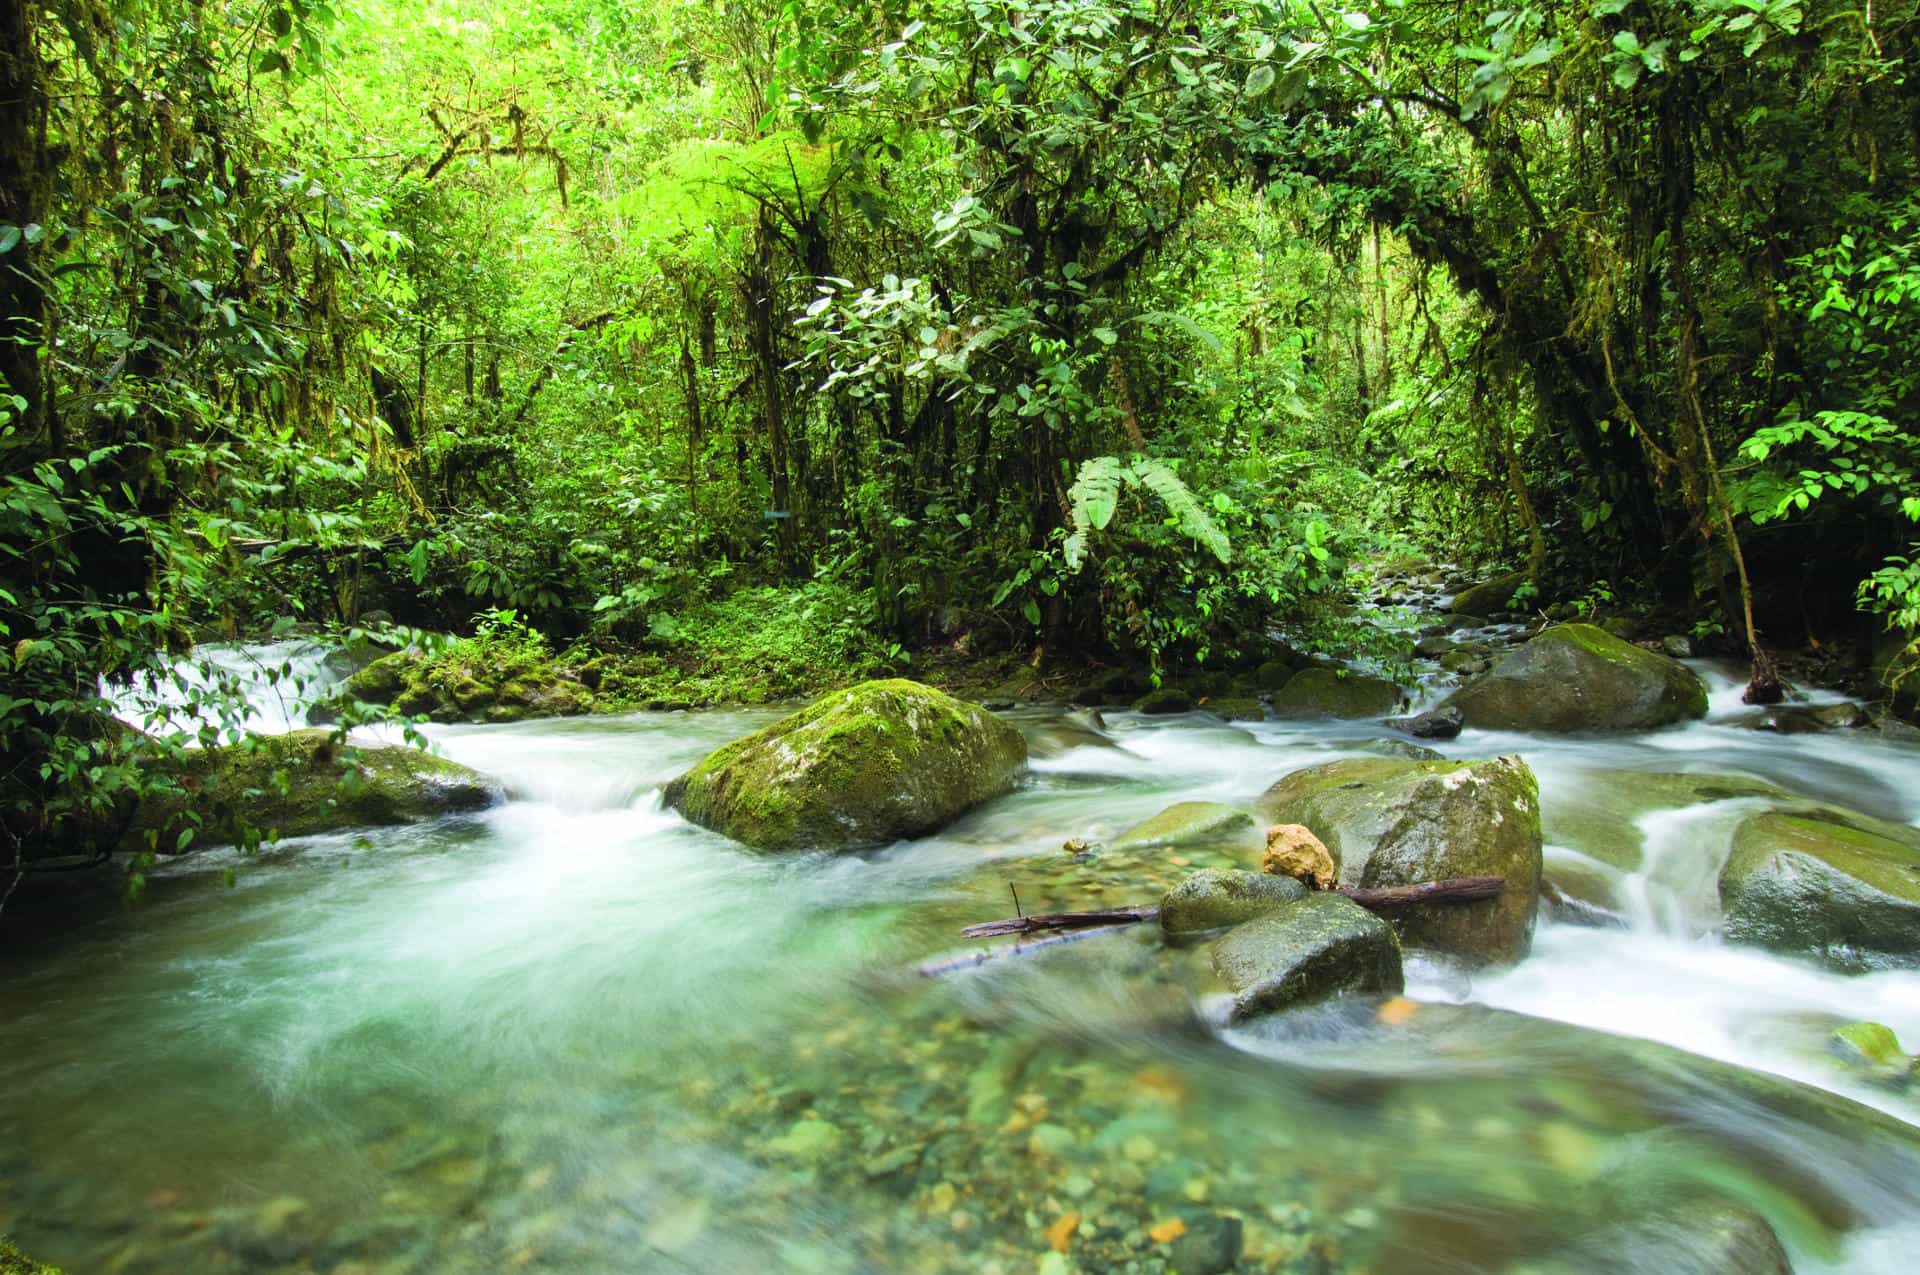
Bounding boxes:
122 729 499 852
1440 623 1708 733
1257 755 1543 964
1209 894 1404 1020
662 679 1027 851
1719 809 1920 970
1448 570 1530 616
345 647 596 724
1111 802 1262 856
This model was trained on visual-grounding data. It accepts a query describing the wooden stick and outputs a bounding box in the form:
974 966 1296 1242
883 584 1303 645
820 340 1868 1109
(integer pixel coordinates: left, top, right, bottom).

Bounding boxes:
1338 876 1506 907
917 923 1140 977
954 877 1509 942
961 905 1159 938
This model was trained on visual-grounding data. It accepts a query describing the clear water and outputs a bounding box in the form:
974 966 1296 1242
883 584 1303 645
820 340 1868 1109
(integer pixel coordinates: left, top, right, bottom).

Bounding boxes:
6 659 1920 1273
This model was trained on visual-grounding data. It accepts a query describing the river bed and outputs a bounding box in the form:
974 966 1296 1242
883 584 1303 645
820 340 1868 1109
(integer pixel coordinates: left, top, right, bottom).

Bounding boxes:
4 648 1920 1272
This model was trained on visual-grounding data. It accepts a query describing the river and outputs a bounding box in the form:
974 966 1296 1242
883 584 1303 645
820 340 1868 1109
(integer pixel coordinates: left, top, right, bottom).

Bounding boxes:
2 642 1919 1273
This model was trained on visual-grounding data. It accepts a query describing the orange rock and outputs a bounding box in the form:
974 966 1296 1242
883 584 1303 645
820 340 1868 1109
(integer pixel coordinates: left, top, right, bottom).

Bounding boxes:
1377 996 1419 1026
1047 1211 1081 1252
1149 1218 1189 1244
1131 1063 1190 1107
1263 824 1336 890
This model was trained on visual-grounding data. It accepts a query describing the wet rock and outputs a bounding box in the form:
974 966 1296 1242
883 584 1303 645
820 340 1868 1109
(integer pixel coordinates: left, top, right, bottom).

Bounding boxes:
1507 1201 1792 1275
663 679 1027 851
1599 616 1640 641
346 644 596 723
1020 708 1121 758
1812 701 1869 730
1719 809 1920 969
1438 651 1490 675
1113 802 1263 855
1168 1212 1244 1274
1209 894 1403 1021
1412 635 1456 658
1449 571 1529 616
1386 705 1462 740
1355 737 1445 762
1253 659 1297 692
123 729 499 851
1136 687 1196 714
1440 623 1708 733
1270 669 1405 719
1261 824 1336 890
1257 755 1543 963
1661 634 1694 659
1540 769 1788 871
1726 706 1835 734
1205 695 1266 722
1161 869 1307 937
1828 1022 1913 1085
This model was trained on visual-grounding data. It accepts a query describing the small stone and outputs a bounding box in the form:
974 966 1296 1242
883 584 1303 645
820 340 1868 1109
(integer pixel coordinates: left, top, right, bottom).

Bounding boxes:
1182 1176 1212 1203
1829 1022 1910 1073
1124 1136 1159 1164
1149 1218 1189 1244
926 1182 959 1214
1027 1124 1077 1160
1168 1213 1244 1274
1261 825 1336 890
1047 1212 1082 1253
1061 1174 1096 1200
1661 634 1693 659
1038 1252 1072 1275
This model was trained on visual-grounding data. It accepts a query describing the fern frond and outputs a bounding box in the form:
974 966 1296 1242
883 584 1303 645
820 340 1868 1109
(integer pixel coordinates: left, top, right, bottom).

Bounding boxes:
1131 457 1232 563
1063 455 1125 570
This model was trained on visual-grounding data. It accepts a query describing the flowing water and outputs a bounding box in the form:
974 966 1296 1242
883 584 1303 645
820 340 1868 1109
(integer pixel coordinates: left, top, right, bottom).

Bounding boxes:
6 649 1920 1272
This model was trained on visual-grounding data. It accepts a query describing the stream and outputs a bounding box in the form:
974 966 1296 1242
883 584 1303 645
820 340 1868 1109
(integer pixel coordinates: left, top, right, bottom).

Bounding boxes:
4 643 1920 1272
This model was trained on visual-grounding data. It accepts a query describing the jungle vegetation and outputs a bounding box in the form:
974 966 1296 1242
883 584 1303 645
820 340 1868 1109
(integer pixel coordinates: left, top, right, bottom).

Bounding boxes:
2 0 1917 866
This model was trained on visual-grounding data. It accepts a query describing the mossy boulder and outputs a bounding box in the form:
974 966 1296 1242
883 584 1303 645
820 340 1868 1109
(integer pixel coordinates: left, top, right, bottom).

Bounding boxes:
1160 869 1307 937
1439 623 1708 732
345 645 596 723
1112 802 1262 855
1828 1022 1912 1085
662 679 1027 851
1719 809 1920 969
122 729 499 851
1133 686 1195 714
1208 894 1403 1021
1270 668 1406 719
1257 755 1543 963
1449 570 1529 615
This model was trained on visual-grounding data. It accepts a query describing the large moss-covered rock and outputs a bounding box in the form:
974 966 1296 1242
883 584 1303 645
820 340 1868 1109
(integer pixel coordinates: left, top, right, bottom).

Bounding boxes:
1257 755 1542 963
1719 809 1920 970
1270 668 1405 719
1440 623 1708 732
1449 570 1529 615
123 729 499 851
1208 894 1403 1020
1160 869 1307 936
662 679 1027 851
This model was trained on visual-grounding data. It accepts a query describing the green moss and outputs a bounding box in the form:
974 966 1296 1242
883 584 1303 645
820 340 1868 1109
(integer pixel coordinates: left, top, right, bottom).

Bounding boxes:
0 1238 62 1275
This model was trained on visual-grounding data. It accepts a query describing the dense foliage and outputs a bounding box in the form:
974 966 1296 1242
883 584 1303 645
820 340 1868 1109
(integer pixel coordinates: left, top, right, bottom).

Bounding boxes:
3 0 1917 871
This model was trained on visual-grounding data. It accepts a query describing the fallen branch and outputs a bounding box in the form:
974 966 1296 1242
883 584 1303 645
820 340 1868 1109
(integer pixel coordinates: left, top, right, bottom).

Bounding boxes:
1338 876 1506 907
917 923 1141 977
955 876 1508 941
961 905 1159 938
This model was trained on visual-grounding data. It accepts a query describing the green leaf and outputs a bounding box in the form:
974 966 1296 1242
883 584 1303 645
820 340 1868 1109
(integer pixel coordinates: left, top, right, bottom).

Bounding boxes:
1244 64 1276 97
1021 597 1043 627
0 225 19 255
